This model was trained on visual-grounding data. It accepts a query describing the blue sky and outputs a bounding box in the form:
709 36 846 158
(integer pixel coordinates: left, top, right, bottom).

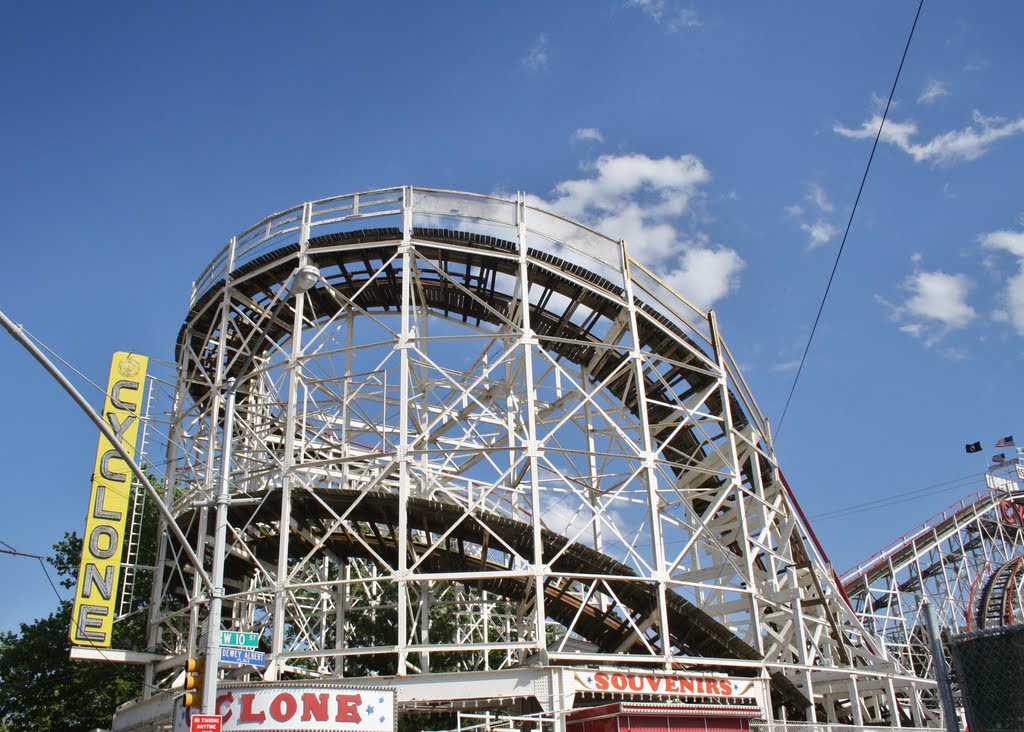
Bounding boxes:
2 1 1022 632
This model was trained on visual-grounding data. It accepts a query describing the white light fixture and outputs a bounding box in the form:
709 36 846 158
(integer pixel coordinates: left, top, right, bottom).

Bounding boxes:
292 264 321 293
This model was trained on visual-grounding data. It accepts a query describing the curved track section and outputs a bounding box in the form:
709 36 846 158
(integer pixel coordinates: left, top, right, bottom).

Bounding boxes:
147 188 927 724
975 556 1024 630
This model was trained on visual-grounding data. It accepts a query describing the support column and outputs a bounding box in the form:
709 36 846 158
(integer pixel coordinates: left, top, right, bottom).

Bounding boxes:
188 236 237 669
619 241 672 667
849 675 865 726
516 194 548 661
269 204 313 679
789 567 817 722
396 189 414 674
710 311 764 656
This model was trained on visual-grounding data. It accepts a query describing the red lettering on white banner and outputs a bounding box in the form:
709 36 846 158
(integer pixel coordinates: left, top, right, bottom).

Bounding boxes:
576 671 752 699
214 686 391 731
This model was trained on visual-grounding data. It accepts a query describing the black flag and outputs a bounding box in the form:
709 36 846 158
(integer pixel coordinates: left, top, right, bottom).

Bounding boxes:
966 441 982 453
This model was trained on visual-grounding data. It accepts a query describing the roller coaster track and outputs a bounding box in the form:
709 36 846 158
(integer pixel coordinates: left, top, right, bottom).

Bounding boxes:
171 488 806 707
975 556 1024 630
843 484 1024 677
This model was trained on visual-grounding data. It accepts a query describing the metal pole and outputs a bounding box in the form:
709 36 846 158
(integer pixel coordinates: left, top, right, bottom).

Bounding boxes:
0 308 212 590
923 599 961 732
202 378 236 714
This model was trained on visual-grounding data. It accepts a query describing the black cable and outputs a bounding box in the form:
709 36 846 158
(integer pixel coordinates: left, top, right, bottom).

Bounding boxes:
775 0 925 438
37 557 65 604
1 539 165 694
812 471 984 521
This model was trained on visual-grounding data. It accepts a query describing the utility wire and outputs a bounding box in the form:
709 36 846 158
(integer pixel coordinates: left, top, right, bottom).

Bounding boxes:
23 328 108 400
1 537 165 693
811 470 985 521
1 539 69 613
775 0 925 438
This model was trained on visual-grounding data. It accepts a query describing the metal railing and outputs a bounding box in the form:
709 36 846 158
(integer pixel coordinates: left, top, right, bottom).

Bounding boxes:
839 489 1013 584
188 187 712 339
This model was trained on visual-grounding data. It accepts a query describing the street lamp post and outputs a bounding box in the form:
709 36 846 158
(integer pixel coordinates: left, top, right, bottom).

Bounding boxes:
200 378 236 714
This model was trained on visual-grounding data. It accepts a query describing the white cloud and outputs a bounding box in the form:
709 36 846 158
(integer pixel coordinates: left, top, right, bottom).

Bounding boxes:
661 245 744 310
801 220 840 250
540 493 627 548
627 0 701 31
570 127 604 145
939 346 968 362
981 229 1024 257
964 56 986 73
521 34 550 71
807 183 834 214
917 79 950 105
980 228 1024 336
770 358 801 373
543 153 710 228
903 271 976 328
787 183 840 250
881 264 976 346
834 116 918 151
532 153 743 311
542 497 592 540
835 110 1024 164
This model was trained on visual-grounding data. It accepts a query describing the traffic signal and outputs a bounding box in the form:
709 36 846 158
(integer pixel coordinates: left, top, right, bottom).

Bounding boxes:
183 656 205 708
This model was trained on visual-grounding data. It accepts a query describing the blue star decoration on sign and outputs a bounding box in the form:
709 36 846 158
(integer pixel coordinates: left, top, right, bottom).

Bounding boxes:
362 696 390 726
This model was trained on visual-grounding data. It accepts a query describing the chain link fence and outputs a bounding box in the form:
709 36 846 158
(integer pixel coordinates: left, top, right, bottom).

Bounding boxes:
950 622 1024 732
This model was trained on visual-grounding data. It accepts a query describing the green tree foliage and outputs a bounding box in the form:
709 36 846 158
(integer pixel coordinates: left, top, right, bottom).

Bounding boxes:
0 501 495 732
0 532 146 731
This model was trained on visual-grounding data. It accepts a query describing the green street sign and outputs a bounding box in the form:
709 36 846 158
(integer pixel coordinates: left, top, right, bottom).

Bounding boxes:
221 630 260 649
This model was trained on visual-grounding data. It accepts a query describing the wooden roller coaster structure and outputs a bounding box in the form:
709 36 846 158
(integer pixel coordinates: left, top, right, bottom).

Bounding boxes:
124 188 932 727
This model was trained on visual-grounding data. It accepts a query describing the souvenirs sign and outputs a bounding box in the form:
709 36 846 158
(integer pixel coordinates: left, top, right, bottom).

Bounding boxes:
574 670 757 699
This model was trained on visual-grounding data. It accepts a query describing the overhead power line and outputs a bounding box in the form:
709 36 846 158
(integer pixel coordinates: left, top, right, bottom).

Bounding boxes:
1 539 64 604
1 537 165 693
775 0 925 438
811 470 985 522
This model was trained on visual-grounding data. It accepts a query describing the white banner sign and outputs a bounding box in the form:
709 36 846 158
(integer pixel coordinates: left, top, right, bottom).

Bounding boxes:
215 687 394 731
574 671 756 699
987 473 1018 492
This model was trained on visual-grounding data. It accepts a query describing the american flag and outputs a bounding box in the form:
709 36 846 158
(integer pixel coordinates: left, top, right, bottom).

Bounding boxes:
996 435 1015 448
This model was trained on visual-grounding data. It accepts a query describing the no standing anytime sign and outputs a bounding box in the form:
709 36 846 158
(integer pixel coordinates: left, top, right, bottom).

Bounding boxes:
191 715 221 732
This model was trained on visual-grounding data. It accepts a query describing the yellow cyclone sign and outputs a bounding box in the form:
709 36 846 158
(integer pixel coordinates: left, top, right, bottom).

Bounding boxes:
70 351 149 647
